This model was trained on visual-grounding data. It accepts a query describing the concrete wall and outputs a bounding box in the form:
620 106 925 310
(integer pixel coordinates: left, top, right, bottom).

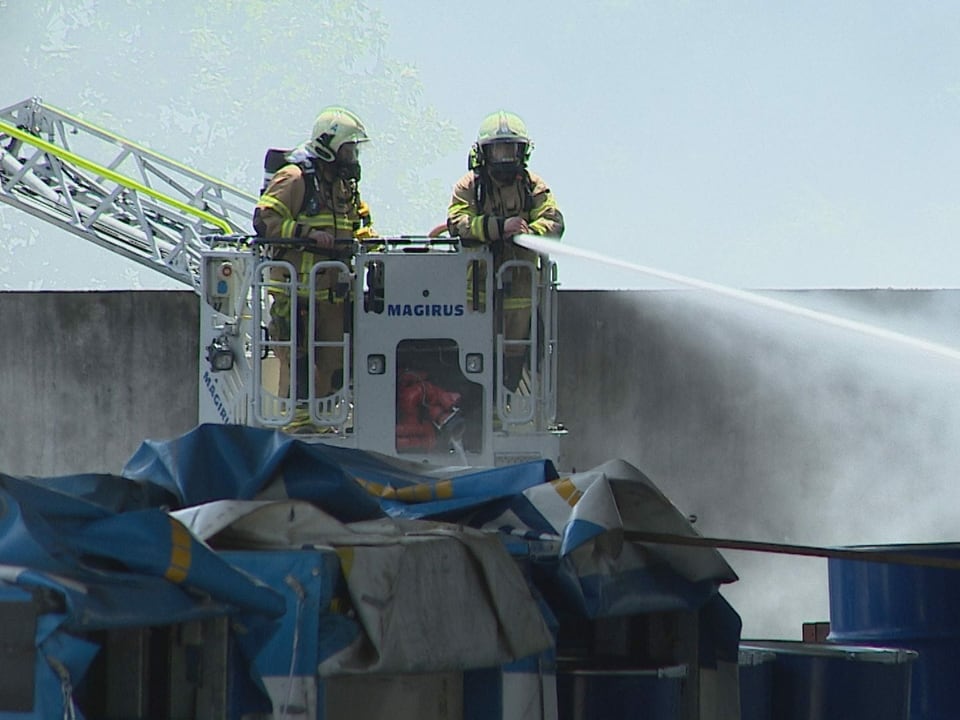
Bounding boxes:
0 291 198 476
4 287 960 639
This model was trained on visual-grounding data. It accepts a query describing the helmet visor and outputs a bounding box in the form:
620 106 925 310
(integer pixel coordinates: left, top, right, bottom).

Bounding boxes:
486 141 524 164
337 142 361 164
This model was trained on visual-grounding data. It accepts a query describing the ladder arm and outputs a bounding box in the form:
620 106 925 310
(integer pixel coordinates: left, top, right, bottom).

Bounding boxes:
0 97 258 289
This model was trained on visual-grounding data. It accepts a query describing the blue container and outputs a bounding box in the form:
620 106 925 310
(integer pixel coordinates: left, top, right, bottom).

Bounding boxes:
556 663 686 720
464 650 557 720
741 641 916 720
828 542 960 720
738 647 774 720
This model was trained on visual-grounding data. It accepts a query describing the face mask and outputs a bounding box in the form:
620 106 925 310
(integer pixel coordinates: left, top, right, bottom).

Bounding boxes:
335 142 362 181
336 162 362 182
483 141 524 182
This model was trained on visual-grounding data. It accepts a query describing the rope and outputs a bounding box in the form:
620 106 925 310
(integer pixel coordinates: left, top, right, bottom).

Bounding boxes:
622 530 960 570
280 575 307 720
47 656 77 720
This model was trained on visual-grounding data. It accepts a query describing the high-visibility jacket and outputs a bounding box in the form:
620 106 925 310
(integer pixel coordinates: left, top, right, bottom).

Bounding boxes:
446 168 564 243
254 163 374 313
254 163 374 244
447 168 563 314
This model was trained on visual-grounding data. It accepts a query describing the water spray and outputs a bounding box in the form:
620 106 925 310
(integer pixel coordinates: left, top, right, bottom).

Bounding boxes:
515 234 960 364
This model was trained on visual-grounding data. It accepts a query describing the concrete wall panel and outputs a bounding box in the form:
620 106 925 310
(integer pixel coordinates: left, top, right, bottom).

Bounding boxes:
0 291 198 476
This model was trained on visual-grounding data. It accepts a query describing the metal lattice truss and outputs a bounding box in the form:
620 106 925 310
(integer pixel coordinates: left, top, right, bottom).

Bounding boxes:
0 97 257 288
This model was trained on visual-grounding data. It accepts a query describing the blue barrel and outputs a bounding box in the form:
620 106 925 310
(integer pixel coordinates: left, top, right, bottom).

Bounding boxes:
556 663 686 720
741 640 916 720
738 647 774 720
828 542 960 720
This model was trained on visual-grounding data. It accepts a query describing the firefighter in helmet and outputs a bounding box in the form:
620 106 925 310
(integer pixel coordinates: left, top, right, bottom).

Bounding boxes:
447 110 564 390
253 106 375 427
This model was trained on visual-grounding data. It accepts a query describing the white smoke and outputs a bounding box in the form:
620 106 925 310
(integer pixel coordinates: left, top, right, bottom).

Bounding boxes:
560 286 960 638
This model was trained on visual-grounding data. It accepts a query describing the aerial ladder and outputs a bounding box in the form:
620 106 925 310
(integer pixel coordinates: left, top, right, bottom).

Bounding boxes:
0 97 255 286
0 97 563 467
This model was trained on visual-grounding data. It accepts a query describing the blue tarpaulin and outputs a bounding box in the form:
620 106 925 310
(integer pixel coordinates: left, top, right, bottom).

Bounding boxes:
123 423 558 520
0 473 284 628
123 425 737 617
0 423 741 718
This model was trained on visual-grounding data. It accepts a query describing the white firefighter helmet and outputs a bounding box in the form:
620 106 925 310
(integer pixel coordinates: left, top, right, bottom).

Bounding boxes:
308 107 370 164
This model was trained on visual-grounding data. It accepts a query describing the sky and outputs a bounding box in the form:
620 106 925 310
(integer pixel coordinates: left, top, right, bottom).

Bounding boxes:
2 1 960 291
377 1 960 291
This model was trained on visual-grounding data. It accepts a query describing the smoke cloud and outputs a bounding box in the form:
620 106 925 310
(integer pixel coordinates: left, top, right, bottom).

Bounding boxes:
559 287 960 637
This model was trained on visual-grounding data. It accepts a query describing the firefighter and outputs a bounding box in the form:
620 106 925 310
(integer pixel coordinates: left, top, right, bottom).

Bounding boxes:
446 110 564 391
253 106 375 427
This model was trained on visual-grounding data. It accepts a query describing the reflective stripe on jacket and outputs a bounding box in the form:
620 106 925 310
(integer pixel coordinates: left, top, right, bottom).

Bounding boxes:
446 169 564 243
254 164 373 242
254 163 374 310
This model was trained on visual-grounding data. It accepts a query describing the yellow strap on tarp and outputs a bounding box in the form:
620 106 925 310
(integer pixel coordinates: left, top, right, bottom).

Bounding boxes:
164 517 192 583
551 477 583 507
353 476 455 503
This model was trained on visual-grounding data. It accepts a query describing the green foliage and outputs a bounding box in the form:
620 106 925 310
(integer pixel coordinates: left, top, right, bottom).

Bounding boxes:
5 0 459 236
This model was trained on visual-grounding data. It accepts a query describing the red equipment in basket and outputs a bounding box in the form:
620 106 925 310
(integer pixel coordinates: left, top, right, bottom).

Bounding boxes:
395 370 461 450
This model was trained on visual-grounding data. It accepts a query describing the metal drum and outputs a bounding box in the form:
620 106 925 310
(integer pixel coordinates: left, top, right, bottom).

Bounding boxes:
740 640 916 720
556 663 687 720
828 542 960 720
738 647 774 720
